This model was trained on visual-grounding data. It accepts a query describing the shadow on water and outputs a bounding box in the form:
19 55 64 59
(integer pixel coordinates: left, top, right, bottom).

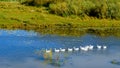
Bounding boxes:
1 23 120 37
31 27 120 38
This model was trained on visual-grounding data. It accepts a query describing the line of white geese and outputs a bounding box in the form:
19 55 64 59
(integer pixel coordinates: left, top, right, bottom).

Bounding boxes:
45 45 107 53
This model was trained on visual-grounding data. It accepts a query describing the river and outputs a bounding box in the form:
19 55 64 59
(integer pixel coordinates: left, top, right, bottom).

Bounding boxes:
0 29 120 68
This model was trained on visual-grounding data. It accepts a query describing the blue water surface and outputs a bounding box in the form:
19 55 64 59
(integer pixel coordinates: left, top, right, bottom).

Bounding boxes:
0 29 120 68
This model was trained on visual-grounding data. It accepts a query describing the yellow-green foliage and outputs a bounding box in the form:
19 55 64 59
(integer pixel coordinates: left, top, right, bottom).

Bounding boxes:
0 2 120 30
0 0 25 2
44 50 52 60
49 2 69 16
23 0 120 19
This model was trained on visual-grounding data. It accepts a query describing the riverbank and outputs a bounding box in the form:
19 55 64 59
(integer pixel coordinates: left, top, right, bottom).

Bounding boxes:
0 2 120 30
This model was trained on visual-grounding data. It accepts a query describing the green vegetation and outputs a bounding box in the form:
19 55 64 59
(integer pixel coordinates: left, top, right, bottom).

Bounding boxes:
0 1 120 30
2 0 120 19
23 0 120 19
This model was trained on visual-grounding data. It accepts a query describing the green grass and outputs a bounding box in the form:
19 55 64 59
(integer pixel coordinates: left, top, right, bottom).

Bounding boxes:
0 2 120 30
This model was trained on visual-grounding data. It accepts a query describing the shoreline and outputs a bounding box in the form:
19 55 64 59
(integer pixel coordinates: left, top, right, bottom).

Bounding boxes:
1 24 120 37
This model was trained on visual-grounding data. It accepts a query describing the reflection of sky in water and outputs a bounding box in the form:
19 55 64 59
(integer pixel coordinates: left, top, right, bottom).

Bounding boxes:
0 29 120 68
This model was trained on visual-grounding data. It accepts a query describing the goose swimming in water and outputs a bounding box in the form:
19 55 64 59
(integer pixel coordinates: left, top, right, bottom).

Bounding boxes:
60 48 66 52
80 46 89 51
97 45 102 50
45 49 51 53
73 47 79 51
88 45 94 50
54 48 60 52
103 45 107 49
68 48 73 52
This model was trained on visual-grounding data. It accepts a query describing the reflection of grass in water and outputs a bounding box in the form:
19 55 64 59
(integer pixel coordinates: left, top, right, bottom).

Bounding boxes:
44 52 66 67
49 59 65 67
34 49 72 67
110 60 120 65
34 49 53 60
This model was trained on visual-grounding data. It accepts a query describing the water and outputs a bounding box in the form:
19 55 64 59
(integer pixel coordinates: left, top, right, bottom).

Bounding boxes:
0 29 120 68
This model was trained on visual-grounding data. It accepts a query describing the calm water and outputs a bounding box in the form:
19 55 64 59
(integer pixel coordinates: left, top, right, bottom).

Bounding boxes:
0 29 120 68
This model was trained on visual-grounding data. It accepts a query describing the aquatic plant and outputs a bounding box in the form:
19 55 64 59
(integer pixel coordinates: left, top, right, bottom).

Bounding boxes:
110 60 120 65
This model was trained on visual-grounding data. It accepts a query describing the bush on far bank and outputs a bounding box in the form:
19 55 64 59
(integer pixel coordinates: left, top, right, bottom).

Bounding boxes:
23 0 120 19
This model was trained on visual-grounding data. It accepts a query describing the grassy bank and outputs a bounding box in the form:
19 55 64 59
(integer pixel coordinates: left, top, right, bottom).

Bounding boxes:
23 0 120 19
0 2 120 30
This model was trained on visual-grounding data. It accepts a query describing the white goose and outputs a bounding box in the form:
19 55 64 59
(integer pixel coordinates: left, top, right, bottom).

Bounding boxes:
45 49 51 53
85 46 90 49
103 45 107 49
97 45 102 49
80 46 89 51
88 45 94 50
80 46 84 50
54 48 60 52
68 48 73 52
73 47 79 51
60 48 66 52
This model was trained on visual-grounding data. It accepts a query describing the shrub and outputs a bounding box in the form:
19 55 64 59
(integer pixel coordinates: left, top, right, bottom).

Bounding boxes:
106 2 120 19
49 0 95 17
22 0 120 19
49 2 69 16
